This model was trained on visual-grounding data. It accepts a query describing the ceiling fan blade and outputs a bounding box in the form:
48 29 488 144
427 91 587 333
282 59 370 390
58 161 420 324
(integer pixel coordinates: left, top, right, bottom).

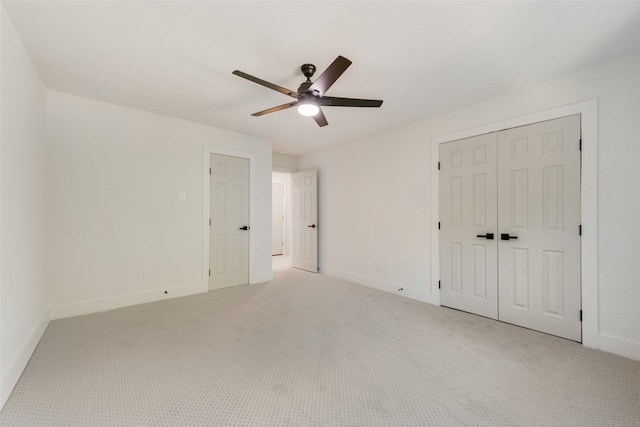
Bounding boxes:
320 96 383 108
307 56 352 96
251 101 298 117
313 108 329 127
233 70 299 98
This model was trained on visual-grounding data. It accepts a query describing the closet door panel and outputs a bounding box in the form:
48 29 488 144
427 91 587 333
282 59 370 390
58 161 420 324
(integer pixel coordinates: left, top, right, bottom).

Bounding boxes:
497 115 582 342
440 133 498 320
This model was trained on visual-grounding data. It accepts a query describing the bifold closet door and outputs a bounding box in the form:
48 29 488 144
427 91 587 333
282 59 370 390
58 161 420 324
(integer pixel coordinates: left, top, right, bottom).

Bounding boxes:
440 133 499 320
497 115 582 342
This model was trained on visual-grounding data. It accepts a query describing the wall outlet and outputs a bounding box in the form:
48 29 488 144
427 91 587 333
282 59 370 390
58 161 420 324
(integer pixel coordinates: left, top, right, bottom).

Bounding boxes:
178 192 186 202
138 268 148 280
377 263 384 273
385 267 391 276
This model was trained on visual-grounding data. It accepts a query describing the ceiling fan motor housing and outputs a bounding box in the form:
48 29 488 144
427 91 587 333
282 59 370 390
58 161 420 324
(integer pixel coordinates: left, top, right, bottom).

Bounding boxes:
297 80 313 95
300 63 316 79
299 64 318 95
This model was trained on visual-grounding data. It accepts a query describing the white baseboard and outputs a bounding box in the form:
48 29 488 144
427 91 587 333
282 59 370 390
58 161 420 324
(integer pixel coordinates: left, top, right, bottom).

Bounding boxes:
321 268 640 361
1 307 50 410
50 282 206 320
252 271 274 284
598 333 640 361
322 266 438 305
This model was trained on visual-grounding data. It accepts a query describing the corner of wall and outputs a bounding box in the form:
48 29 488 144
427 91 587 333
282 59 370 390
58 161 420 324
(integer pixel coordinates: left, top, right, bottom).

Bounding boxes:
0 5 49 410
0 2 5 410
1 308 50 410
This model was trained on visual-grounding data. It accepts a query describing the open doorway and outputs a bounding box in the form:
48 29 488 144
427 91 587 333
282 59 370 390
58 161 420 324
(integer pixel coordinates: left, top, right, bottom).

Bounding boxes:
272 171 291 270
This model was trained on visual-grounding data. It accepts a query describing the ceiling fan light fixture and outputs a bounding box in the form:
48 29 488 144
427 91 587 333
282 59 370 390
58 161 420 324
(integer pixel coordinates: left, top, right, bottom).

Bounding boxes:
233 55 383 127
297 99 320 117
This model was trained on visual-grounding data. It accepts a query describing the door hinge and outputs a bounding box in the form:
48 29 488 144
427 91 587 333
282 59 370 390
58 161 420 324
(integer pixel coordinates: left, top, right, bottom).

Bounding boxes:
438 161 441 170
209 218 211 226
580 310 582 321
579 139 582 151
438 280 441 290
209 168 211 175
208 269 211 277
438 222 441 230
579 224 582 236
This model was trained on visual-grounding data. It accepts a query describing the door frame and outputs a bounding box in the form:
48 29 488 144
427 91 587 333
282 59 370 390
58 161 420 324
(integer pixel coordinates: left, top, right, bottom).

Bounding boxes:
272 170 293 257
202 146 256 288
431 99 598 349
271 181 285 256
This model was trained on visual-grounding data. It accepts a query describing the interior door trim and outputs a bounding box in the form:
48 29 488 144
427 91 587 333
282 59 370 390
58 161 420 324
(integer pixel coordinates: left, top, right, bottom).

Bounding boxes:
431 99 598 350
202 146 256 288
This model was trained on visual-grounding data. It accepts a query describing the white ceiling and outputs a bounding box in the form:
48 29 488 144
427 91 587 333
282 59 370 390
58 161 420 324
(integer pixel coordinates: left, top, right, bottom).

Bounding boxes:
4 1 640 156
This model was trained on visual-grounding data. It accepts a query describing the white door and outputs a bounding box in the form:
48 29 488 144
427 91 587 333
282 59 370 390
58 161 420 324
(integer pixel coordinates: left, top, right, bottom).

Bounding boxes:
439 115 582 342
440 132 499 319
272 182 284 256
291 169 318 273
209 154 249 289
497 115 582 341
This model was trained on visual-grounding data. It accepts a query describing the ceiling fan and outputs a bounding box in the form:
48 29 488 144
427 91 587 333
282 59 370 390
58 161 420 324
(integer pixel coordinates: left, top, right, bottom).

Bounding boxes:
232 56 383 127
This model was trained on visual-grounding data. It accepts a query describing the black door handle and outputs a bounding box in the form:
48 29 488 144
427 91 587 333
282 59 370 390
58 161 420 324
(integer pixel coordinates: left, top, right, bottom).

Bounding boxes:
501 233 518 240
307 224 316 228
476 233 494 240
239 226 249 230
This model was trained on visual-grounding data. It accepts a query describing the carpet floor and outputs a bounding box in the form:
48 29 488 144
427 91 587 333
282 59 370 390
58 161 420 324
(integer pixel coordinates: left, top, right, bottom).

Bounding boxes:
2 268 639 426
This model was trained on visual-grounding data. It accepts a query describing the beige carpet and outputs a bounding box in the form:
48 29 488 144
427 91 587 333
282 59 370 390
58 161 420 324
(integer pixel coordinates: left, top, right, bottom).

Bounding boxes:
2 268 639 426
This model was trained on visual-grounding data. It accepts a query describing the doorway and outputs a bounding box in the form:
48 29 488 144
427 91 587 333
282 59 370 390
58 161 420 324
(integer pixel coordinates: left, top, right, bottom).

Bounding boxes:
270 169 318 273
272 182 285 256
272 171 291 270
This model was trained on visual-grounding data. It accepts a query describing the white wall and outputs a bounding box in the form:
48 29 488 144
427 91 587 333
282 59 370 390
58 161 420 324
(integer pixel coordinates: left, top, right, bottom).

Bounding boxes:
298 51 640 360
46 91 273 319
0 6 49 408
272 152 297 171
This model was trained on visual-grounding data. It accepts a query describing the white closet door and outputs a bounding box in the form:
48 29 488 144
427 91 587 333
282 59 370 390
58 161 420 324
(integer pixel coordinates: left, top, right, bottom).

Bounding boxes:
440 133 498 319
497 115 582 341
210 154 250 289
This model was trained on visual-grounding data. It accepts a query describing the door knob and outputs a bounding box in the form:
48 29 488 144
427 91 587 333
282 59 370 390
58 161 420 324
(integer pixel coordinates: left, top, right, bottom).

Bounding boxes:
308 224 316 228
501 233 518 240
239 226 249 230
476 233 494 240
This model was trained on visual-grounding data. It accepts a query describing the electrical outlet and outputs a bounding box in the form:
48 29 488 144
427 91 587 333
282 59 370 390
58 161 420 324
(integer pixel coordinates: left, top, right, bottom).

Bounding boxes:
178 192 186 202
138 268 148 280
376 263 384 273
385 267 391 276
